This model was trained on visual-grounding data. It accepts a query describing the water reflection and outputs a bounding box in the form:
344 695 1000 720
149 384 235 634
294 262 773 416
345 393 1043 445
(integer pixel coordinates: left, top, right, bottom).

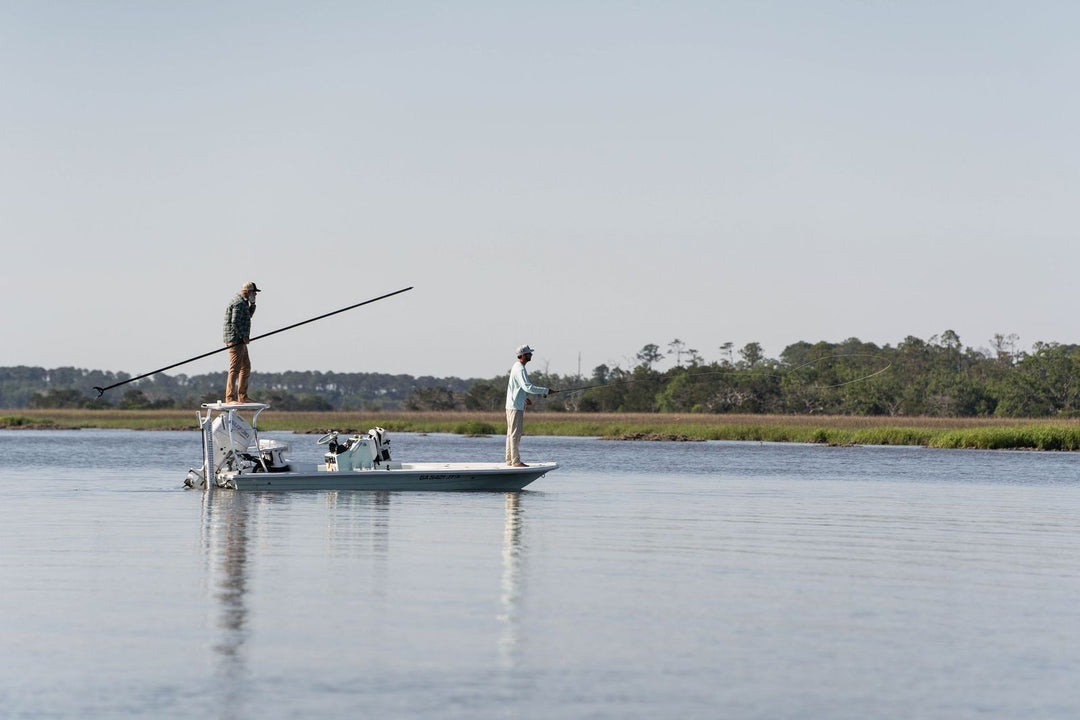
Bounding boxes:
324 490 392 555
200 489 254 716
324 490 393 599
499 492 524 670
197 487 532 693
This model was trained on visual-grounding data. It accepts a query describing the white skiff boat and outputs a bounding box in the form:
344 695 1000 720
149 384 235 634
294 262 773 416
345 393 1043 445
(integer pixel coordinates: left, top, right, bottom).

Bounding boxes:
184 402 558 492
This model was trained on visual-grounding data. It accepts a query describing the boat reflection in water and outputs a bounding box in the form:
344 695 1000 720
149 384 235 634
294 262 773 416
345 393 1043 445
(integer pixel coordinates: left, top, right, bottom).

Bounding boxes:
198 487 530 695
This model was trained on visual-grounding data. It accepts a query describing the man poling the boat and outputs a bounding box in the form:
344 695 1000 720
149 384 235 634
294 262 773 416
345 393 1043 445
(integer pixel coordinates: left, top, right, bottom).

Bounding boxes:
92 287 414 396
505 344 558 467
223 281 260 404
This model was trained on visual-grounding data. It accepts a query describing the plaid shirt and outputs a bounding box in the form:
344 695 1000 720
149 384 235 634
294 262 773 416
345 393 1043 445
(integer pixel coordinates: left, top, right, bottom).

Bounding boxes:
223 293 255 345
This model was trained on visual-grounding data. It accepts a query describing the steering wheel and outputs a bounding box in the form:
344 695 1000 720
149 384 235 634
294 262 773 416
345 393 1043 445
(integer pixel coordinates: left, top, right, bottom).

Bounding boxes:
317 432 338 445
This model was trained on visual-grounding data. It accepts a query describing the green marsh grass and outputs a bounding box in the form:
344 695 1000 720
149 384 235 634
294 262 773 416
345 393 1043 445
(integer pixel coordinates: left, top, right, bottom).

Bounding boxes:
4 409 1080 451
0 415 57 428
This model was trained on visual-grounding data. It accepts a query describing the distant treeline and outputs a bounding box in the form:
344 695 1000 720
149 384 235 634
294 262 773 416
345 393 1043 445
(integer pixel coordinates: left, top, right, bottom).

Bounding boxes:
0 367 478 411
3 330 1079 417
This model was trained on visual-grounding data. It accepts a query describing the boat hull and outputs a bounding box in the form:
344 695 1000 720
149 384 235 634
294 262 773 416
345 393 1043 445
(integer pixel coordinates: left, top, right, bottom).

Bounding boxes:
220 462 558 492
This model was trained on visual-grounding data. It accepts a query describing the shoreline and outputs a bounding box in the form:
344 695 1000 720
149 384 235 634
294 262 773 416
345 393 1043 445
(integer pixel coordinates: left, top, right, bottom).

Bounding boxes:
4 409 1080 451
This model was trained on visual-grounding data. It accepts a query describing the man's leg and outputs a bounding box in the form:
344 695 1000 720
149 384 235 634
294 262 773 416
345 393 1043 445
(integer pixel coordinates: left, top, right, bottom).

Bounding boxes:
506 409 523 465
225 345 243 403
236 344 252 401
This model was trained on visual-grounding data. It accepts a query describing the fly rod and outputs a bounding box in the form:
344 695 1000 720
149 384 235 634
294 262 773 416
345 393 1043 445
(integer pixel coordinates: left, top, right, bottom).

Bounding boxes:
92 286 414 396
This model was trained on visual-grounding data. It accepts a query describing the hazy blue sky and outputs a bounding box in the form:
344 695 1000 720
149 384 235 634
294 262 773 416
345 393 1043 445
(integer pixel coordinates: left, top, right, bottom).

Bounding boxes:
3 1 1078 380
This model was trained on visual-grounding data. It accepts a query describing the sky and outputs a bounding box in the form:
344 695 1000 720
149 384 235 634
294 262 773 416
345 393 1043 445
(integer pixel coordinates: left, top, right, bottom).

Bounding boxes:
3 1 1079 381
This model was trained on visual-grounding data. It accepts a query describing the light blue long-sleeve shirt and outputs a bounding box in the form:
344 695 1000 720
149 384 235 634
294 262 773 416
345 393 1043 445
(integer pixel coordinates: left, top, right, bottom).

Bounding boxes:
505 361 549 410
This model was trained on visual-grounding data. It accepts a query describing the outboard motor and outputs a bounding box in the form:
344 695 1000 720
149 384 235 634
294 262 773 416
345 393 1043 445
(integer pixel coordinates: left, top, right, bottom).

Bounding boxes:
210 412 256 471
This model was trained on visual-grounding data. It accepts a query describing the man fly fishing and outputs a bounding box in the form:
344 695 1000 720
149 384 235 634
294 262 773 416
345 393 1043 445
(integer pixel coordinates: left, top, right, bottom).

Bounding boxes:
505 344 557 467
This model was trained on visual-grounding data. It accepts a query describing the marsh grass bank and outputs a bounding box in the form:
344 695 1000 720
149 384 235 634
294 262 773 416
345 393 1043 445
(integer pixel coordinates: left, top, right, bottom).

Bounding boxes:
5 409 1080 451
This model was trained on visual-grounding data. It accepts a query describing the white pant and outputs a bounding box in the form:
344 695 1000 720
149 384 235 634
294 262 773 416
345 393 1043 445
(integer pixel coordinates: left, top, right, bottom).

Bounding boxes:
505 409 524 464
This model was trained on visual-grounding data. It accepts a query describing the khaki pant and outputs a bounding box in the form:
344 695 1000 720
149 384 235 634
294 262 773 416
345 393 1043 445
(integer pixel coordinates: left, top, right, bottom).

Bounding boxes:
226 343 251 403
505 409 524 464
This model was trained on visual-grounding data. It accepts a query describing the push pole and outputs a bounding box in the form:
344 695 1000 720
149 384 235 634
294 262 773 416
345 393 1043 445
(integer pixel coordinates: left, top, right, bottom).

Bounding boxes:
93 287 414 396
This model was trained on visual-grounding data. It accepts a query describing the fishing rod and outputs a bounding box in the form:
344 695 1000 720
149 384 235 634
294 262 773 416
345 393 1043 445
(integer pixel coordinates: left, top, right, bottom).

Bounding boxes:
92 286 414 397
554 353 892 394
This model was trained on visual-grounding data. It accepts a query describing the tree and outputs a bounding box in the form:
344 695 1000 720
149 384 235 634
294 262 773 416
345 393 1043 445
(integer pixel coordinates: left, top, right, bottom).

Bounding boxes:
667 339 687 367
738 342 764 369
636 344 663 369
578 367 628 412
404 386 459 411
617 365 663 412
463 379 504 411
119 389 152 409
991 333 1021 365
719 342 734 366
995 343 1080 417
656 365 718 412
30 388 93 408
934 329 962 352
591 364 611 385
259 390 333 411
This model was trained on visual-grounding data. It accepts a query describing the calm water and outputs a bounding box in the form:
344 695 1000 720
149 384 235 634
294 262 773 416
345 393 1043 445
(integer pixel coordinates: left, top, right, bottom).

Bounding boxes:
2 429 1080 719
